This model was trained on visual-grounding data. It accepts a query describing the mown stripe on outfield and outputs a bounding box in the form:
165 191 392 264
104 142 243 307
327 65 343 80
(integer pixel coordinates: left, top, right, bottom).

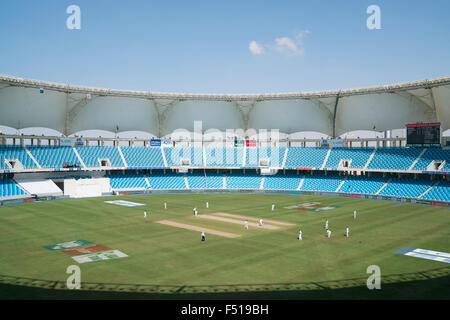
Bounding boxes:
155 220 241 238
214 212 295 226
198 214 280 230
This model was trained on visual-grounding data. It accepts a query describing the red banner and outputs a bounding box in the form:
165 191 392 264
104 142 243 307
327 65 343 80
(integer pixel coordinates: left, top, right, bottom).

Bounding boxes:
406 122 440 128
431 201 448 207
246 140 257 147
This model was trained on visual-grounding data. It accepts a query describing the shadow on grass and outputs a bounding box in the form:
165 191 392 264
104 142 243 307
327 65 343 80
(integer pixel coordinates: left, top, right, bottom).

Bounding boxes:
0 266 449 300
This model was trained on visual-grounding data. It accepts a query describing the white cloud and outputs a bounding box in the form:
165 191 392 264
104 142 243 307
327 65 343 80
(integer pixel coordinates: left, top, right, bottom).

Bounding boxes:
250 30 310 56
249 40 264 55
273 37 304 56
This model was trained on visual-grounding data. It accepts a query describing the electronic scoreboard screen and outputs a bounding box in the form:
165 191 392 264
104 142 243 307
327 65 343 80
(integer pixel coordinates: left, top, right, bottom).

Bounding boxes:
406 123 441 147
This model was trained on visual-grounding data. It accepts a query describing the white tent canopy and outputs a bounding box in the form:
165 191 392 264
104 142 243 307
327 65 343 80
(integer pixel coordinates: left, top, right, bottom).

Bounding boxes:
1 74 449 138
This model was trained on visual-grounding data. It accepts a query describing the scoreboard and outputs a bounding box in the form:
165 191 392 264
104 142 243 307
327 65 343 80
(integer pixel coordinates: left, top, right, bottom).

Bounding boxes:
406 123 441 147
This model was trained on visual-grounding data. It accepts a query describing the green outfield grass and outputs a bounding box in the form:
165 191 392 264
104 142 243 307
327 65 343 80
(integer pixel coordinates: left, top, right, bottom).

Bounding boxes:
0 193 449 299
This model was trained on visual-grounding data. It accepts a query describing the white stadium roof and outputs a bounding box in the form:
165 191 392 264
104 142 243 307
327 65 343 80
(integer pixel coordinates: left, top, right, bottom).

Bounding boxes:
1 74 449 137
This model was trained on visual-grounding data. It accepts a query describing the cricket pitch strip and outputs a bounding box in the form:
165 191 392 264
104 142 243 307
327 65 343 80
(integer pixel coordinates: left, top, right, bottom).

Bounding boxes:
155 220 241 238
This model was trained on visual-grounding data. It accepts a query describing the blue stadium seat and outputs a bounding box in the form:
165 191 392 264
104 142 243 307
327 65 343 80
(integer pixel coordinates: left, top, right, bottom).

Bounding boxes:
245 147 286 167
368 148 423 171
76 146 124 167
413 148 450 171
205 147 244 167
27 146 79 168
106 173 149 190
300 174 343 192
205 172 224 189
0 145 37 169
284 147 328 169
338 175 388 194
263 173 302 190
325 148 374 168
187 172 207 189
421 180 450 202
121 146 165 168
164 147 204 166
226 172 262 189
379 177 434 198
0 177 27 197
147 173 187 190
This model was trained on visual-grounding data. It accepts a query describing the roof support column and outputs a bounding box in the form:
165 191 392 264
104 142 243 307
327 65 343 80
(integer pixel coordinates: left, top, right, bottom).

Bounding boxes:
332 92 341 138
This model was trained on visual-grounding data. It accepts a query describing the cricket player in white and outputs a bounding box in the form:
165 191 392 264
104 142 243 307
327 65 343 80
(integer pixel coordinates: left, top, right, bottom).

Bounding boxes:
271 204 275 211
206 201 209 208
346 226 349 238
353 210 356 219
144 211 147 218
201 232 206 242
193 208 198 216
325 219 329 229
298 230 302 240
164 202 167 209
244 220 248 230
327 229 331 238
258 218 263 227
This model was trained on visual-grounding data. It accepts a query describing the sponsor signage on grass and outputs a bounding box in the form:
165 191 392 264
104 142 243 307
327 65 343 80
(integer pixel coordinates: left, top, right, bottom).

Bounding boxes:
71 249 128 264
104 200 146 207
394 247 450 264
44 240 93 250
62 244 112 256
285 202 340 212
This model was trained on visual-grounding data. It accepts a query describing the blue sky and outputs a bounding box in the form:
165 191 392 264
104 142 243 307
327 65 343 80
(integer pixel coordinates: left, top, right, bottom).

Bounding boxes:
0 0 449 93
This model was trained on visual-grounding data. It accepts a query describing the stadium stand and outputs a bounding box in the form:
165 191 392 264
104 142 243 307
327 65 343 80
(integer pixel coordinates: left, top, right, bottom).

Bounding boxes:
246 147 285 167
378 177 434 198
0 177 27 197
147 173 187 190
421 180 450 202
368 148 423 171
300 174 343 192
226 172 262 189
205 146 244 167
0 145 37 169
76 146 124 167
27 146 79 168
186 172 207 189
164 147 204 167
325 148 375 168
338 175 388 194
205 172 225 189
263 173 303 190
284 147 328 169
121 146 165 168
412 148 450 171
106 173 149 190
1 144 449 203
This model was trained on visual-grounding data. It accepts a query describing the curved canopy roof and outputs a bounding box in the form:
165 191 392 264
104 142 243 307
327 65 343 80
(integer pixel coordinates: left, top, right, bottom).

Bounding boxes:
1 74 449 137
